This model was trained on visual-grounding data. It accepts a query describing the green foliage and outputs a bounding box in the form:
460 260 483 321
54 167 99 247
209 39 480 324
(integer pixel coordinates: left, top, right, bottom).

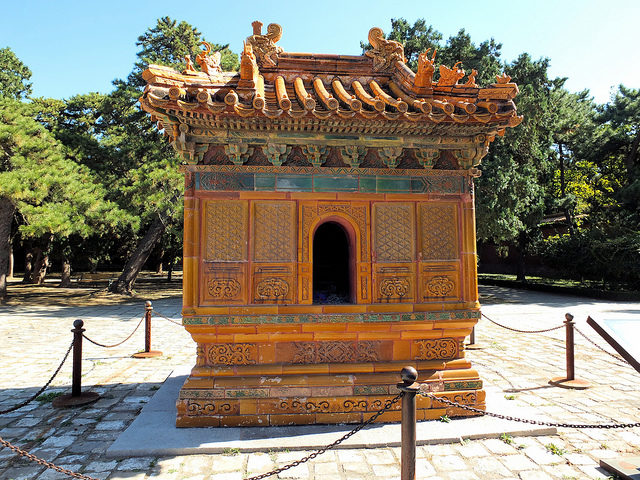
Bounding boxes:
36 391 64 403
0 47 32 100
0 98 123 240
545 443 566 456
367 18 502 85
500 433 514 444
477 54 560 247
127 16 238 88
541 229 640 289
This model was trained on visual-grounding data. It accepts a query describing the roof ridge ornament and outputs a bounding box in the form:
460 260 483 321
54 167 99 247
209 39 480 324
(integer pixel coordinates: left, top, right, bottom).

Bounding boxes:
365 27 406 72
247 21 283 68
414 48 437 88
196 41 222 75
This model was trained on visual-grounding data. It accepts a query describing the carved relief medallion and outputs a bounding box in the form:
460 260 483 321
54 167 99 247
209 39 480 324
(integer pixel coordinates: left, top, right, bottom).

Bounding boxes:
379 277 410 298
426 276 455 296
414 338 459 360
256 277 289 299
208 278 241 299
291 341 380 364
205 343 256 365
186 400 235 416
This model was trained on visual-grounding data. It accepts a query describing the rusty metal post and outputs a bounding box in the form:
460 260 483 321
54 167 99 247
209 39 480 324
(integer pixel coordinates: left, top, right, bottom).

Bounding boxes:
133 301 162 358
53 320 100 408
549 313 590 389
565 313 575 380
398 366 420 480
71 319 84 396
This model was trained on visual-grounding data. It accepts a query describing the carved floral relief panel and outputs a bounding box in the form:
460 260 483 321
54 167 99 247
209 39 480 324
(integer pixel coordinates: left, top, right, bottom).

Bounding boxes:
419 263 460 302
204 200 248 261
372 203 415 262
253 201 296 262
252 264 295 303
200 263 248 305
419 203 459 261
372 265 415 303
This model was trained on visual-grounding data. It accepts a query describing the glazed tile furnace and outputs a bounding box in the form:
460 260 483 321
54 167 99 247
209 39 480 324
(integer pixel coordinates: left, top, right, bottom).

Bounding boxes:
140 22 522 427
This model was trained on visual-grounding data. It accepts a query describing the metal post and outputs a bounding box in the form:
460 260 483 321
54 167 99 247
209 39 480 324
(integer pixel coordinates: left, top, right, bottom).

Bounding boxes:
565 313 575 381
398 366 420 480
71 319 84 397
53 320 100 408
144 301 152 353
133 301 162 358
549 313 590 390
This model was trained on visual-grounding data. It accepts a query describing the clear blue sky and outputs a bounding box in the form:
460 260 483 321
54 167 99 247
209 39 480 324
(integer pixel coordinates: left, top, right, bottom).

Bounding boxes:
2 0 638 104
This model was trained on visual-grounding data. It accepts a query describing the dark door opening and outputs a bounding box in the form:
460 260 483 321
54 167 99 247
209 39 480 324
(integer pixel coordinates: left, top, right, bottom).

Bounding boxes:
313 221 351 304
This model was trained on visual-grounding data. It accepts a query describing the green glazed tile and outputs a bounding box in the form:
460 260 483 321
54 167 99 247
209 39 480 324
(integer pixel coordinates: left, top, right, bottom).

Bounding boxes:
275 175 313 191
359 176 377 192
313 175 358 192
255 174 276 191
376 176 412 193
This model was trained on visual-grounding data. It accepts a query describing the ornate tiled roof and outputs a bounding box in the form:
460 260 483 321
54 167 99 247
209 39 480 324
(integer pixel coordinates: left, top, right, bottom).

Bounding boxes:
140 21 522 169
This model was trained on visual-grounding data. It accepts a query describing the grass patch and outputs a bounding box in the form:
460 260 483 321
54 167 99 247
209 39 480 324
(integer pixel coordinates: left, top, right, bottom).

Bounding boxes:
545 443 566 456
36 392 64 403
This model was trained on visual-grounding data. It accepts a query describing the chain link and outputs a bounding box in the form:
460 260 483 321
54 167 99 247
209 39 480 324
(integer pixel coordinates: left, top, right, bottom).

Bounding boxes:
0 340 74 415
419 390 640 429
245 393 404 480
481 313 565 334
574 326 628 364
82 314 145 348
152 310 183 326
0 435 99 480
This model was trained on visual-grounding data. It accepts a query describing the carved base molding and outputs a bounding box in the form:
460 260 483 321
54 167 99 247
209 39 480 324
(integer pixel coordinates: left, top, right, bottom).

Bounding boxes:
176 358 484 427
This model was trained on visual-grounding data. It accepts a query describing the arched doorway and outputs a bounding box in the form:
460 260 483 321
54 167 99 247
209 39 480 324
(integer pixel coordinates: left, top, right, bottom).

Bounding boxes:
313 221 352 304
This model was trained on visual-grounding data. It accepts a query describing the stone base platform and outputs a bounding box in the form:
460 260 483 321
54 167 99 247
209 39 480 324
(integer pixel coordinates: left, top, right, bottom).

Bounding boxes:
176 358 484 427
106 367 554 458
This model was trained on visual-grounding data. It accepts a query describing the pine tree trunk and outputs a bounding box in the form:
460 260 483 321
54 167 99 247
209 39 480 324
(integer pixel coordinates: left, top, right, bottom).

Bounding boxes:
155 250 164 275
108 215 166 294
32 247 49 285
59 256 72 287
23 249 34 284
515 234 527 283
8 245 14 280
0 196 15 303
167 258 174 282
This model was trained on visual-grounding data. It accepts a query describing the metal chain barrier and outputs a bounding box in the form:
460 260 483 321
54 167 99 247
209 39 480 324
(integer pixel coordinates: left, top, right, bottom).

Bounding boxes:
419 390 640 429
481 313 565 334
245 393 404 480
0 340 74 415
0 435 99 480
574 326 628 364
152 310 183 326
82 314 145 348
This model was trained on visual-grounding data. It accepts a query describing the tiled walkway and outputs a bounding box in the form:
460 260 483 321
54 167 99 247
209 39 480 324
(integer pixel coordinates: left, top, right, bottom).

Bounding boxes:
1 286 639 479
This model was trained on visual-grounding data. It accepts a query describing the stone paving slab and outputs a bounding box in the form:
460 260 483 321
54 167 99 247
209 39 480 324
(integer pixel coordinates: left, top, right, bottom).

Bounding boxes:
107 368 555 457
1 286 639 479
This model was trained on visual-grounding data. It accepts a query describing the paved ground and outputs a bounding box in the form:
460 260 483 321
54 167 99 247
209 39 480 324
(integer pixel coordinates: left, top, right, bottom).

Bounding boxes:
0 285 639 479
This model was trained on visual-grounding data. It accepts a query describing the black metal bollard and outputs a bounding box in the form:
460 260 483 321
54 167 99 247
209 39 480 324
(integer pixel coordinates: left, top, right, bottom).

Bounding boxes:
549 313 590 390
398 366 420 480
133 301 162 358
53 320 100 408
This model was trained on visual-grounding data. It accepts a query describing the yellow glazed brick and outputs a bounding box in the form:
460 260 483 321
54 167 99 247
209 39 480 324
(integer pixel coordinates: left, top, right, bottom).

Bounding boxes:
313 331 358 341
282 364 331 375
